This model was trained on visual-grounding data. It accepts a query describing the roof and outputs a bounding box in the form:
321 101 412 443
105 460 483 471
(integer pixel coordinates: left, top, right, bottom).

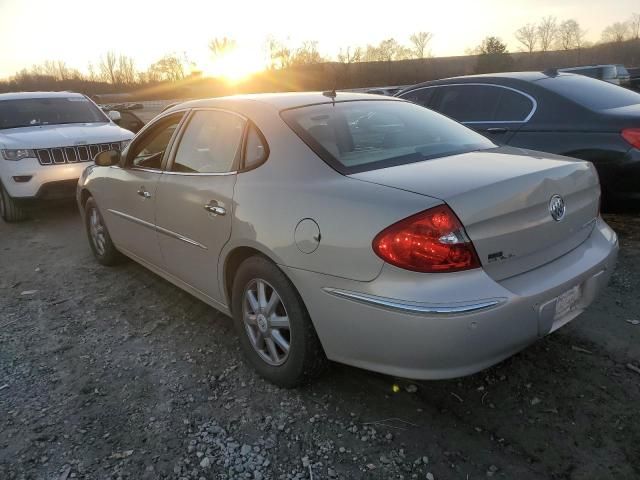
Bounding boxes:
401 71 580 92
171 91 401 112
0 91 85 101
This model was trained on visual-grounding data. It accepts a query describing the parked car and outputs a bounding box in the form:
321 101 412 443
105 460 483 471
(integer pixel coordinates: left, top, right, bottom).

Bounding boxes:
0 92 134 222
396 72 640 204
628 67 640 91
77 92 617 387
100 106 145 134
366 86 409 96
558 64 631 87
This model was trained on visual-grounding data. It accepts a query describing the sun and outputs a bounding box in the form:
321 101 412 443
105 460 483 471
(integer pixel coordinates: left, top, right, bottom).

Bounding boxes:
203 47 268 83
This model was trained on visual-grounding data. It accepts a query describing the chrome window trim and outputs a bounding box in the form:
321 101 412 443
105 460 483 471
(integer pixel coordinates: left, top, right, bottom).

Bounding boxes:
399 83 538 123
128 166 164 174
107 209 207 250
323 287 505 315
162 170 238 177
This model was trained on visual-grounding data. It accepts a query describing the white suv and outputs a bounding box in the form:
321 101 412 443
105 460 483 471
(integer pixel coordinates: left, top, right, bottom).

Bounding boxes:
0 91 134 221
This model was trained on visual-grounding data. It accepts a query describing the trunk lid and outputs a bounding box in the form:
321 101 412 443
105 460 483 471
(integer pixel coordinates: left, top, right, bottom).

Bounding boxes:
350 146 600 280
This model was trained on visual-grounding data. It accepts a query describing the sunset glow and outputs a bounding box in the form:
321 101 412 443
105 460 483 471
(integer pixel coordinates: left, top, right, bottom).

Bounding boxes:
202 47 269 83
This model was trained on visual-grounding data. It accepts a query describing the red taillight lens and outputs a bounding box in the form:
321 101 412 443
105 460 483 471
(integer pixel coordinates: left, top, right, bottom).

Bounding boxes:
622 128 640 149
373 205 481 273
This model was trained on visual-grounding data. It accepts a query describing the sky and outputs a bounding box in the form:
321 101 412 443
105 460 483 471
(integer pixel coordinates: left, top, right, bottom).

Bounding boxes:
0 0 637 79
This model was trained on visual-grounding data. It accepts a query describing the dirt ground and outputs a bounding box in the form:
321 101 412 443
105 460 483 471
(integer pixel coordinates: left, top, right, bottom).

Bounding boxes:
1 204 639 480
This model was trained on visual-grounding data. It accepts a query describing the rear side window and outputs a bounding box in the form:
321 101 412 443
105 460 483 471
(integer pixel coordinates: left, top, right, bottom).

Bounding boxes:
494 89 535 121
281 100 495 174
399 88 436 107
540 74 640 110
172 110 245 173
433 85 533 122
243 125 269 170
436 85 501 122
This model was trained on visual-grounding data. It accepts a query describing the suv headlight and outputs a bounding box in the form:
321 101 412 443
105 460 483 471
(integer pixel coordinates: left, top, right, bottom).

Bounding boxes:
1 149 36 161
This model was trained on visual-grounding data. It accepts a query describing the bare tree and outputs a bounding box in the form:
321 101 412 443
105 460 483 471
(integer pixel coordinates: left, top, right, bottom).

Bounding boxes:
602 21 630 42
557 19 586 50
537 16 558 52
291 41 324 65
266 38 293 69
628 13 640 39
149 54 186 82
515 23 537 53
337 46 362 64
409 31 433 59
364 38 411 62
117 55 136 85
208 37 236 59
99 51 118 84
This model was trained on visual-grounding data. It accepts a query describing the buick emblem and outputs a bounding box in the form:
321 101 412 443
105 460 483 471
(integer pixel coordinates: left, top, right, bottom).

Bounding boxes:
549 194 566 221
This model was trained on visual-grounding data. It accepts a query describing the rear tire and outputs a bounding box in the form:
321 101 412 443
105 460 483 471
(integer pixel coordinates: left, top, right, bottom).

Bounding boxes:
232 256 327 388
84 197 123 266
0 183 28 222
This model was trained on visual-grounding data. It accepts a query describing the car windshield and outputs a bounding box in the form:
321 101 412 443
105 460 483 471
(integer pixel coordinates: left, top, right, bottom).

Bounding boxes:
281 100 495 174
540 74 640 110
0 97 108 130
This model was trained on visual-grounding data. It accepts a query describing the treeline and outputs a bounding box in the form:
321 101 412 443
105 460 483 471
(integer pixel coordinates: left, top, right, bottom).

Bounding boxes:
1 13 638 99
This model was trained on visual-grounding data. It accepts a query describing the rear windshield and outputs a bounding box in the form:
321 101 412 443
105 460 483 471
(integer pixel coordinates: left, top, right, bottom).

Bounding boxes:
539 75 640 110
0 97 108 130
281 100 495 174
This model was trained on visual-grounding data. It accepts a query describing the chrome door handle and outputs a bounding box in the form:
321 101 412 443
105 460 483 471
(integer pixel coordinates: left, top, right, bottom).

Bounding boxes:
204 204 226 216
137 188 151 199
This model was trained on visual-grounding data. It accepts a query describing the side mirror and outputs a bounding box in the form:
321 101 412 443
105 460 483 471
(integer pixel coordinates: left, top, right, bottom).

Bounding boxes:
94 149 121 167
107 110 122 124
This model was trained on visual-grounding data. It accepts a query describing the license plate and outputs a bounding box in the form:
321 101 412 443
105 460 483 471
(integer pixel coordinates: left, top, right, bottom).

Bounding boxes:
555 285 582 319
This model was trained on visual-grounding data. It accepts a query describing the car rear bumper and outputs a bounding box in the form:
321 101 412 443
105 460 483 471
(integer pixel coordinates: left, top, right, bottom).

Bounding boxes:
1 158 88 199
283 218 618 380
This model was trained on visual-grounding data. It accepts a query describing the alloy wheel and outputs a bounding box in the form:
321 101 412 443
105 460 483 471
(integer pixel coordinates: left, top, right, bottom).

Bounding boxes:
89 207 107 256
242 278 291 366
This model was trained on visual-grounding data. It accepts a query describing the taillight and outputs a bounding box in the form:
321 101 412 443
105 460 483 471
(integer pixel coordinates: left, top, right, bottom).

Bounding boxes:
373 204 481 273
622 128 640 149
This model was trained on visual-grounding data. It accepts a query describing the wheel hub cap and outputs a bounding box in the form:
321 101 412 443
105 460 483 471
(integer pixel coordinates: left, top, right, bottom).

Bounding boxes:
257 313 268 333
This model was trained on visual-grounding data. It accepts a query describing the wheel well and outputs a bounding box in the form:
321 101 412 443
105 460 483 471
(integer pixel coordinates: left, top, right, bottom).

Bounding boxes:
224 247 267 309
79 188 92 208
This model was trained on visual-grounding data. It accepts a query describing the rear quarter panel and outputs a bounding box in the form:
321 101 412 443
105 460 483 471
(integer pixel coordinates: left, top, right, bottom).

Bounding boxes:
225 108 442 282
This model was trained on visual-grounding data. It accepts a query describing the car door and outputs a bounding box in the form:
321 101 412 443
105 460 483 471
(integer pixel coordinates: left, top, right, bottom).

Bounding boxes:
102 112 185 267
430 84 534 144
154 109 247 306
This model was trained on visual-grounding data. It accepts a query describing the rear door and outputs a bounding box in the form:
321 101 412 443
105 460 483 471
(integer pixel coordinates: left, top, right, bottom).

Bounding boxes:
430 84 534 144
154 109 247 306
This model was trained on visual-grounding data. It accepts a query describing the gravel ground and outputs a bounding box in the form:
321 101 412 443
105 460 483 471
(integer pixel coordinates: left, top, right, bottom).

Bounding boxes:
1 204 639 480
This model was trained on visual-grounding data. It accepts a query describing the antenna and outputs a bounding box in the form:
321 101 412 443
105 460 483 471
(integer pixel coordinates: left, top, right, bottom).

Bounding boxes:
322 89 336 106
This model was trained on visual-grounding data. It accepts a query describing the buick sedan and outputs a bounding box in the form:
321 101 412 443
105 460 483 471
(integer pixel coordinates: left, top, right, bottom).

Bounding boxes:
77 92 618 387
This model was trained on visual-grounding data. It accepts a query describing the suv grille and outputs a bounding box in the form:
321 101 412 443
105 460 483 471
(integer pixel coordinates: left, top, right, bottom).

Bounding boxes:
36 143 121 166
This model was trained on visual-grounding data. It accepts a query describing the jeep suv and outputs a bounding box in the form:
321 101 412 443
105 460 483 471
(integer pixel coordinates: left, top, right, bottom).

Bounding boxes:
0 92 134 221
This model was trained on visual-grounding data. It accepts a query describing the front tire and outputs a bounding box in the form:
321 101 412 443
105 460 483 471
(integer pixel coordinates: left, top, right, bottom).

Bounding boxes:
84 197 123 266
232 256 327 388
0 183 28 222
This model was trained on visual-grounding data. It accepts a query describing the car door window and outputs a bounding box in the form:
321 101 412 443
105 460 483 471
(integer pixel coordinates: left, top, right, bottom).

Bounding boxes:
127 113 183 170
494 89 534 121
172 110 246 173
436 85 502 122
400 88 436 107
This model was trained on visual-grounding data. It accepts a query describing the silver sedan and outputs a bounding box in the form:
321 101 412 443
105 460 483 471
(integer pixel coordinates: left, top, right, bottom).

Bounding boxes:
77 92 618 387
